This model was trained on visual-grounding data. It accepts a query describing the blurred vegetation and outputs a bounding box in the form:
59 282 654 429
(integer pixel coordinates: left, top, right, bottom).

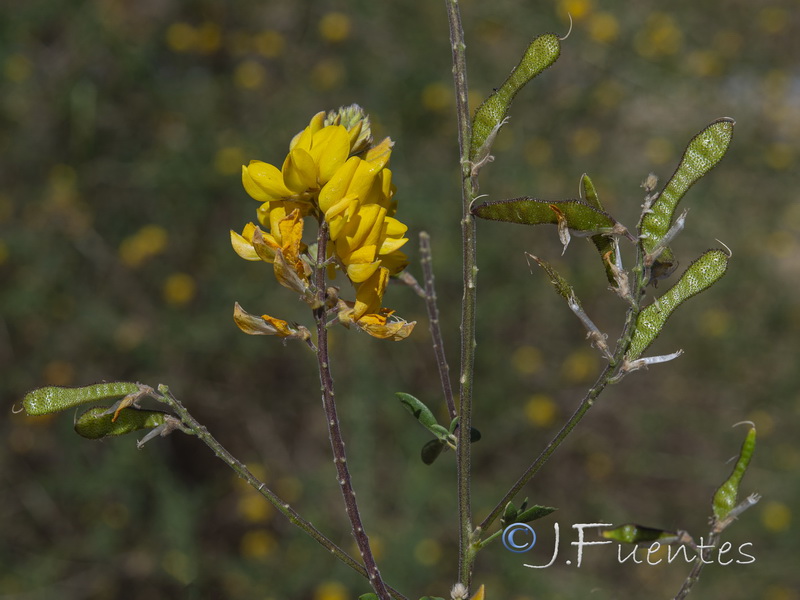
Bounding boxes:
2 0 799 598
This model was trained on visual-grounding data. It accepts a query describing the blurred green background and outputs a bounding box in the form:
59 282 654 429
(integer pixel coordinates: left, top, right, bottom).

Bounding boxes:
2 0 798 598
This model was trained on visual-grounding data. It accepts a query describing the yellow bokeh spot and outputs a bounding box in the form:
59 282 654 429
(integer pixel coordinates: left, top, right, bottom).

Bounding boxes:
215 146 246 175
761 501 791 533
644 137 673 165
558 0 593 21
163 273 196 306
276 476 303 503
589 12 619 44
635 13 683 59
764 585 799 600
5 54 32 82
413 538 442 566
699 308 730 338
561 348 597 384
196 22 222 54
313 581 348 600
686 50 722 78
764 143 794 171
255 30 285 58
585 451 613 481
524 137 552 166
43 360 74 386
237 492 274 523
766 230 796 259
525 394 557 428
570 127 601 156
310 58 345 90
758 8 788 35
512 345 543 376
234 59 267 90
233 463 268 491
166 22 197 53
162 549 194 585
319 12 351 43
747 410 774 437
422 82 451 112
119 224 168 268
240 529 277 560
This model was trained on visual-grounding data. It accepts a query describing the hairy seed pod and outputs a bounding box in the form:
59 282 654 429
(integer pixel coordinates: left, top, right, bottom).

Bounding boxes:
74 406 168 440
470 34 561 161
627 249 729 360
472 197 620 235
640 119 734 272
23 382 143 416
713 425 756 521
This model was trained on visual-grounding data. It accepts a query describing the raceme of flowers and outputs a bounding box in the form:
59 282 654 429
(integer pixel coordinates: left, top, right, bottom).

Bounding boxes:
231 105 415 341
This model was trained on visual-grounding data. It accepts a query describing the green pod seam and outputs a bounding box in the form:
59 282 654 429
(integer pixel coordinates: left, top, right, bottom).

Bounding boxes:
23 382 142 416
712 426 756 521
628 249 729 360
640 118 735 258
74 406 168 440
470 34 561 160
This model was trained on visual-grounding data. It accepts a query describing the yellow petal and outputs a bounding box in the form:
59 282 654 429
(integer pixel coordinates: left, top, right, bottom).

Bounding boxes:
289 111 325 151
357 315 415 340
233 302 283 335
379 250 408 275
242 166 272 202
311 125 351 184
251 226 279 263
318 156 360 212
364 136 393 170
469 585 486 600
246 161 292 198
347 159 380 201
353 267 388 319
384 216 407 237
283 148 317 192
347 260 381 283
231 226 261 261
277 209 304 260
346 204 385 251
379 235 408 255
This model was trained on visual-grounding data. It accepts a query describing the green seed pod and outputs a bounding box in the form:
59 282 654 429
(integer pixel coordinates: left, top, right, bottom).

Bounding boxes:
581 174 618 284
472 197 620 235
527 254 578 303
470 34 561 161
628 249 729 360
23 382 142 416
601 523 678 544
640 119 735 272
713 425 756 521
516 505 557 524
74 406 168 440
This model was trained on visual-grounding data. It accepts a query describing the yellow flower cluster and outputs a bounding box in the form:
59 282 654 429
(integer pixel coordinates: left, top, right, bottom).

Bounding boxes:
231 106 414 340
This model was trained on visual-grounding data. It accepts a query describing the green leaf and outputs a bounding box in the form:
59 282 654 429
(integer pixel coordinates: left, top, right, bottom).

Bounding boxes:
713 425 756 521
470 34 561 161
421 439 446 465
501 501 519 527
447 417 482 442
601 523 678 544
397 392 449 439
23 382 143 416
74 406 168 440
627 249 729 360
640 118 735 274
473 197 621 236
516 505 557 523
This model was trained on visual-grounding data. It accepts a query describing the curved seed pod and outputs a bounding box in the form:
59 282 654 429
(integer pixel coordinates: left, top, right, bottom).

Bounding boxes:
713 425 756 521
581 174 618 284
627 249 729 360
470 34 561 161
23 382 142 416
601 523 678 544
472 197 620 236
75 406 168 440
640 119 735 273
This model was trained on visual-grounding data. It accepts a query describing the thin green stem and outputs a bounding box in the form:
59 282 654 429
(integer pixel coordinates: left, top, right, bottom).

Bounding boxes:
154 385 407 600
313 222 391 600
419 231 456 420
445 0 479 589
673 532 719 600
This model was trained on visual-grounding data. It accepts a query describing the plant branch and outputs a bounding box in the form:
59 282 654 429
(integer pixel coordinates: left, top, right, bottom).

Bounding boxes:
419 231 456 420
673 532 719 600
154 386 407 600
445 0 479 589
314 222 391 600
